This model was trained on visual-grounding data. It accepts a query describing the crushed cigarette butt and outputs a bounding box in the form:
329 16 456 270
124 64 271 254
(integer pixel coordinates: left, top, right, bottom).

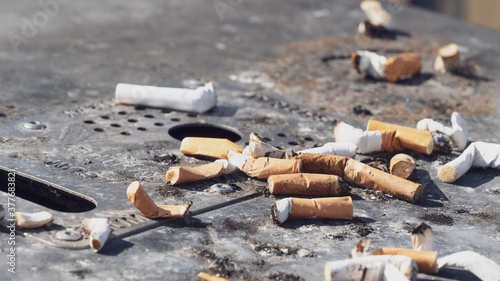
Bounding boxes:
351 51 421 82
417 112 468 151
438 251 500 281
249 132 288 159
14 211 54 228
81 217 110 252
180 137 243 160
166 159 235 185
271 196 353 225
411 223 432 251
268 173 349 196
127 181 191 218
197 272 229 281
434 43 462 73
334 120 396 154
298 142 356 157
115 82 216 113
227 150 252 170
372 247 438 274
360 0 391 27
241 157 302 179
390 154 416 179
351 51 386 80
295 153 348 177
438 141 500 183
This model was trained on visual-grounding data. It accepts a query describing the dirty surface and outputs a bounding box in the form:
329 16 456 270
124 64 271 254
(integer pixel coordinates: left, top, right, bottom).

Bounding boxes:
0 1 499 281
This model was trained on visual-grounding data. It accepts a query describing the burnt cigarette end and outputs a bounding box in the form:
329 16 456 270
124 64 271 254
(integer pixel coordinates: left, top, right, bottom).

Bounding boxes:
411 223 432 235
431 132 453 154
351 52 361 73
270 203 282 225
338 180 351 196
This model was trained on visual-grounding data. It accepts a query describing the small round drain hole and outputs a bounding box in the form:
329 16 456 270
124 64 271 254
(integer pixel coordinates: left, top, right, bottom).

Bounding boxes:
134 105 146 110
128 119 138 123
137 127 147 131
83 120 95 124
304 137 314 141
168 123 242 142
186 113 198 118
277 133 286 137
118 111 127 115
101 115 110 120
144 114 155 118
154 122 164 127
93 128 104 132
121 132 131 136
162 109 172 114
288 141 299 146
111 123 121 128
171 118 181 122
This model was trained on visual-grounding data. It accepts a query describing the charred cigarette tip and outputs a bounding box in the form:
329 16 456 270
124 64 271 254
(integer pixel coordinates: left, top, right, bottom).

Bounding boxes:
271 198 292 225
411 223 431 235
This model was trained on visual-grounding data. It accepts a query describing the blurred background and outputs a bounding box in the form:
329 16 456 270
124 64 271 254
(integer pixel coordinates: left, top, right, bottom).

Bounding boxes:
400 0 500 31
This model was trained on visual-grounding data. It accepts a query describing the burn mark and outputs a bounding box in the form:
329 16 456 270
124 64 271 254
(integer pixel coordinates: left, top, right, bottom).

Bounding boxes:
411 222 432 235
419 213 454 226
268 272 305 281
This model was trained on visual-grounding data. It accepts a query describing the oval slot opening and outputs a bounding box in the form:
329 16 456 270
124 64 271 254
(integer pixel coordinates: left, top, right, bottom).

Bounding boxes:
168 123 242 142
0 167 97 213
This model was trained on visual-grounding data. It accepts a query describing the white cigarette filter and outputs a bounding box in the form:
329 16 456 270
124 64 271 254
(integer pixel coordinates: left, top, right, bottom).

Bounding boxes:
81 218 111 252
416 112 468 151
324 255 418 281
115 82 216 113
227 150 252 170
411 223 433 251
248 132 288 159
438 141 500 183
298 142 356 157
434 43 462 73
14 211 54 228
360 1 392 27
351 51 387 80
334 121 383 154
438 251 500 281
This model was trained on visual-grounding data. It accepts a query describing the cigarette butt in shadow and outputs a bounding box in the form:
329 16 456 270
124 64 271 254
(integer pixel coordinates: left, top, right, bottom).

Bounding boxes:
372 247 438 274
127 181 191 218
390 154 416 179
180 137 243 160
268 173 349 196
271 196 353 225
343 159 423 203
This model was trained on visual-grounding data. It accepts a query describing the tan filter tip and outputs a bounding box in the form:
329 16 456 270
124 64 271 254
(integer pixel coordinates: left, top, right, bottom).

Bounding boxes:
437 165 457 183
373 247 438 274
389 153 416 179
197 272 229 281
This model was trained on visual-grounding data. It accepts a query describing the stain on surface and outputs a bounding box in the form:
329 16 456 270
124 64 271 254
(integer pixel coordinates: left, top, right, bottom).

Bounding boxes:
419 213 454 226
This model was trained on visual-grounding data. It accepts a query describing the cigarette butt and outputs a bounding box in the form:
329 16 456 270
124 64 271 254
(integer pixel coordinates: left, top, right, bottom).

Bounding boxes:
434 43 461 73
438 251 500 281
343 159 423 203
384 53 422 83
242 157 302 179
411 223 433 251
351 51 387 80
295 153 348 177
271 196 353 225
166 161 226 185
350 237 372 259
127 181 191 218
390 154 416 179
14 211 54 228
367 120 434 155
380 129 397 152
197 272 229 281
180 137 243 160
372 247 438 274
298 142 356 157
115 82 216 113
360 0 392 27
81 218 110 252
249 132 288 159
268 173 349 196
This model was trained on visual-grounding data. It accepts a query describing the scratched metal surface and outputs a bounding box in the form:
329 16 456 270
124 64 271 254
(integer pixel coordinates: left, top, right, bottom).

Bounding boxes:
0 1 499 281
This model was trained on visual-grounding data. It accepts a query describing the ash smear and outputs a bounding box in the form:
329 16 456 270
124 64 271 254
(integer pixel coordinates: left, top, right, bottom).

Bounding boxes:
268 272 305 281
419 213 454 226
221 218 259 236
155 184 186 198
251 242 301 257
323 232 349 241
152 153 179 165
401 222 419 233
261 35 499 124
195 249 250 279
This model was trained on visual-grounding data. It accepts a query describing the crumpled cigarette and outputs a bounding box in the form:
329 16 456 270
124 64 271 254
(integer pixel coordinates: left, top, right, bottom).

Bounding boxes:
81 218 110 252
434 43 462 73
334 121 392 154
115 82 216 113
437 251 500 281
372 247 438 274
249 132 288 159
127 181 191 218
298 142 356 157
360 1 392 27
180 137 244 160
417 112 468 151
166 159 237 185
325 255 418 281
351 51 421 83
411 223 433 251
14 211 54 228
438 141 500 183
196 272 229 281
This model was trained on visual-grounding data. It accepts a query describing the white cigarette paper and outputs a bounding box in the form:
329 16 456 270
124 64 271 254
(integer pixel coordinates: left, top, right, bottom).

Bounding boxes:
334 121 382 154
417 112 467 150
215 159 238 174
298 142 356 157
350 237 372 259
81 218 111 252
325 255 417 281
438 251 500 281
227 150 252 171
438 141 500 183
353 51 387 80
249 132 288 159
411 223 433 251
360 1 392 27
115 82 216 113
14 211 54 228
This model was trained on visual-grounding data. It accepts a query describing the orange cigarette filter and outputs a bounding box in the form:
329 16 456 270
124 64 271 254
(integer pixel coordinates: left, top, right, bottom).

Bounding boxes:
367 120 434 155
197 272 229 281
166 162 225 185
290 196 353 220
180 137 243 159
389 153 416 179
295 153 348 177
379 129 397 152
384 53 422 83
372 247 438 274
242 157 302 179
343 159 423 203
268 173 349 196
127 181 191 218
